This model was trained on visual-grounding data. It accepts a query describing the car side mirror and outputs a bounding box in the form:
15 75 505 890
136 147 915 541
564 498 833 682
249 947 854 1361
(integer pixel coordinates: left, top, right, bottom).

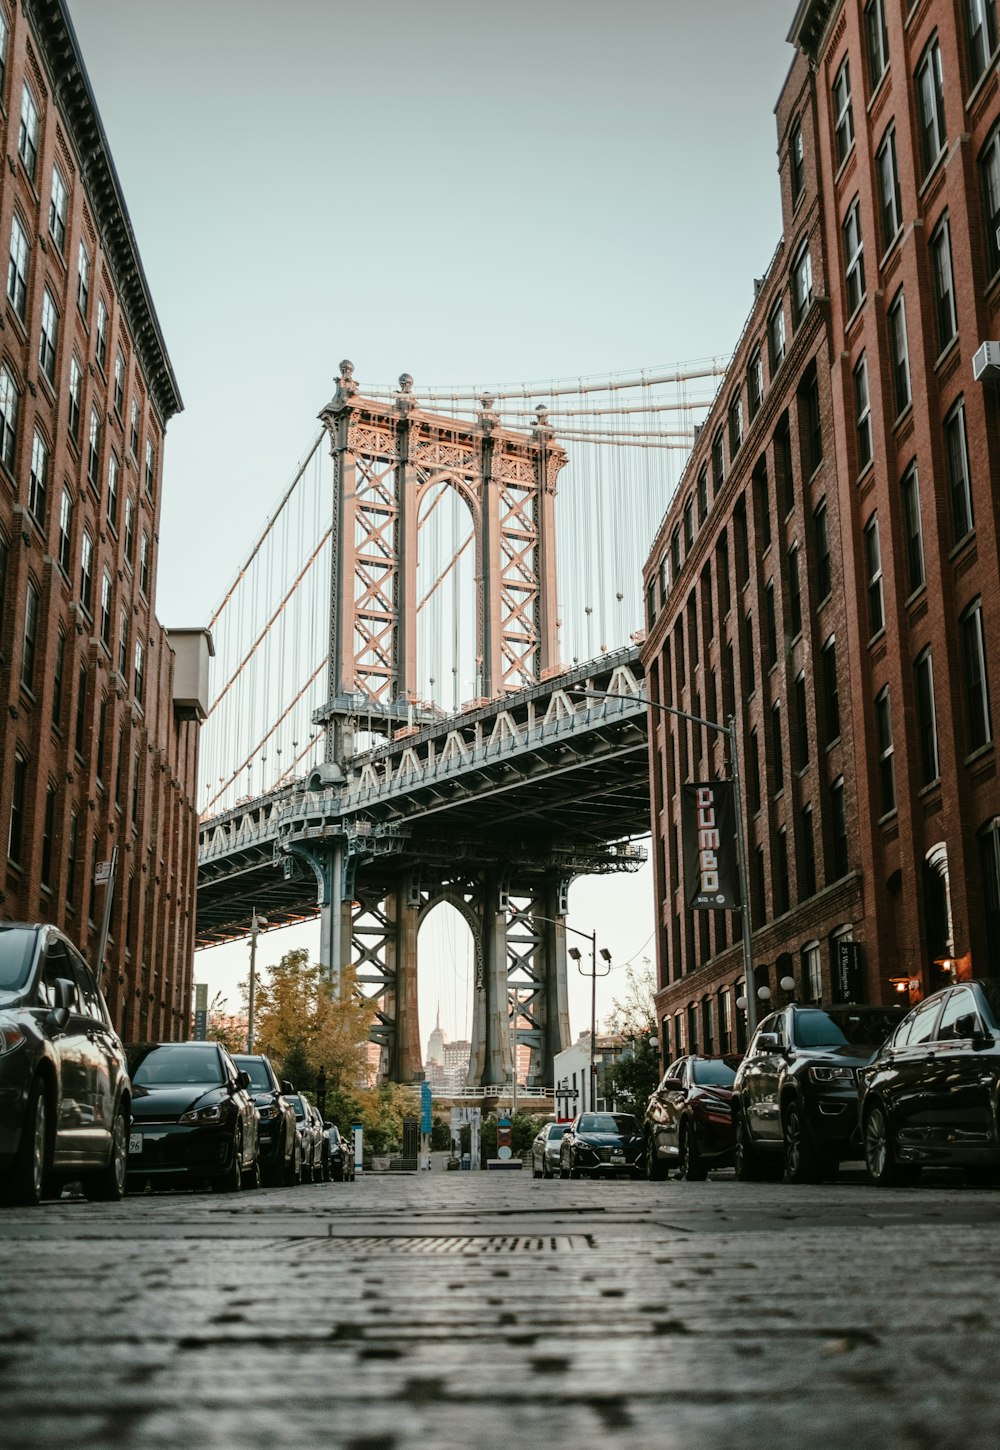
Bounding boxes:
281 1079 295 1093
955 1012 989 1044
659 1077 685 1093
237 1070 251 1089
756 1033 780 1053
324 1121 332 1129
45 977 76 1032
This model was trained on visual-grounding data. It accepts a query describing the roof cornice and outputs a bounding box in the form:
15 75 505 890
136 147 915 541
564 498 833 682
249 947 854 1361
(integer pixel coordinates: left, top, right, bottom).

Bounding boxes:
787 0 843 66
27 0 183 423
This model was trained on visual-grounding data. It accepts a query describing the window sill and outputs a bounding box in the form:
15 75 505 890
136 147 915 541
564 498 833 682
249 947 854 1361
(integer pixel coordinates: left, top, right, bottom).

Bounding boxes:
964 740 994 769
948 529 976 563
965 50 999 115
856 457 875 487
918 778 941 799
878 807 898 827
834 144 857 188
918 150 947 200
878 231 903 271
866 66 891 113
905 583 927 610
892 401 914 433
932 334 960 372
868 626 886 648
825 735 842 753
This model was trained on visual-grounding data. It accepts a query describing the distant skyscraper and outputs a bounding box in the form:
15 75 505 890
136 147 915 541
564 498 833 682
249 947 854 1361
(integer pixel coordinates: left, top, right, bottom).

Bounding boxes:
426 1004 447 1067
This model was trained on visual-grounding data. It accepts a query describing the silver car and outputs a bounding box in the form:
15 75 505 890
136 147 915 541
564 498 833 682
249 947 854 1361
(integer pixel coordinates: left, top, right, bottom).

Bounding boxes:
530 1121 568 1178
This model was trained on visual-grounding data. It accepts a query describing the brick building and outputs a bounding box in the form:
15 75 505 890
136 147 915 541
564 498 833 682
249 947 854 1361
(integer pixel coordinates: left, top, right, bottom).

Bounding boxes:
641 0 1000 1060
0 1 209 1041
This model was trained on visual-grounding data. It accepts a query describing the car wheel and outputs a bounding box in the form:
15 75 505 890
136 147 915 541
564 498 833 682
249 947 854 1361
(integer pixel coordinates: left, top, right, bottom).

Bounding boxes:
559 1159 569 1179
83 1104 128 1202
244 1152 261 1190
679 1124 707 1182
864 1102 916 1187
532 1157 543 1179
734 1107 763 1182
783 1102 821 1185
3 1076 49 1206
212 1128 243 1193
964 1164 1000 1187
645 1135 669 1182
542 1159 553 1180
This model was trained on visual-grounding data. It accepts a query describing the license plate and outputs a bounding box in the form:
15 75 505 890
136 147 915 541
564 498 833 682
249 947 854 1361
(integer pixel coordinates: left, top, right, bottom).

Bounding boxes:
129 1133 143 1155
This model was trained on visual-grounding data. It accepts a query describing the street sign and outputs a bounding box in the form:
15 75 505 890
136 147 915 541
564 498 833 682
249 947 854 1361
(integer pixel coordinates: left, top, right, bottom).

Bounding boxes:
497 1145 512 1161
420 1080 432 1135
94 860 113 885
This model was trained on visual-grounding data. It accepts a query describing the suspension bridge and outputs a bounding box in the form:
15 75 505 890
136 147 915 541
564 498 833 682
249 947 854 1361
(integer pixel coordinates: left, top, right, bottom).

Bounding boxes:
195 357 727 1086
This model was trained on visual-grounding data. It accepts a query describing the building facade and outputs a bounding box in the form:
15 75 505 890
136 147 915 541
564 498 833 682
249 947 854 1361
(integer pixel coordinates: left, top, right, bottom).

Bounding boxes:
0 1 207 1042
641 0 1000 1059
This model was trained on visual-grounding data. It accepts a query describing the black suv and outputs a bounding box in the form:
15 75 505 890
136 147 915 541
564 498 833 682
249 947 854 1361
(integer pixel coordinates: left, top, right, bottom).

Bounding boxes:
731 1004 901 1183
232 1054 299 1187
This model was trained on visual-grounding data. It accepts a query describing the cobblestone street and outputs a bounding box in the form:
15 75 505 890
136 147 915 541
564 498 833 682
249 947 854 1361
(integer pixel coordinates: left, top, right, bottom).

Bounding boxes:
2 1170 999 1449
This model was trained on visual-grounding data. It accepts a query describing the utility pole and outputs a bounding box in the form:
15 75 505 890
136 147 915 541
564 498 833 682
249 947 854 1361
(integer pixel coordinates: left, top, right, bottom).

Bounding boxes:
247 909 268 1053
569 934 612 1110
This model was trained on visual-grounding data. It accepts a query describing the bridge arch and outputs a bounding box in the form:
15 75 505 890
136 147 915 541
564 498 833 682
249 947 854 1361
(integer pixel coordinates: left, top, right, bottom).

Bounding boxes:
416 474 479 711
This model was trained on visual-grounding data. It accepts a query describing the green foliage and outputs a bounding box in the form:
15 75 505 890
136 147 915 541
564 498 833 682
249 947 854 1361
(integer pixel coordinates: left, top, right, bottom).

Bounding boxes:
607 1038 660 1120
252 948 372 1095
430 1116 452 1151
480 1110 548 1161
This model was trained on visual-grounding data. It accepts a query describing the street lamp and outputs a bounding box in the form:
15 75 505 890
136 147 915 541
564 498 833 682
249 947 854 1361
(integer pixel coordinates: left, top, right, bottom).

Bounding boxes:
568 936 612 1111
572 686 759 1036
247 909 269 1053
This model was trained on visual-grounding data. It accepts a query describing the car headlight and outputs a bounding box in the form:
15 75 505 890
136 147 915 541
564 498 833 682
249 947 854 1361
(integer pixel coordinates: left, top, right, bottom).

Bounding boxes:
179 1103 224 1124
808 1065 855 1083
257 1105 279 1121
0 1017 26 1055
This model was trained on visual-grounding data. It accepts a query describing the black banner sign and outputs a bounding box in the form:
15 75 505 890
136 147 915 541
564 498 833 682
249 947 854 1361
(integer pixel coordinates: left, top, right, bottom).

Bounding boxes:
681 780 741 911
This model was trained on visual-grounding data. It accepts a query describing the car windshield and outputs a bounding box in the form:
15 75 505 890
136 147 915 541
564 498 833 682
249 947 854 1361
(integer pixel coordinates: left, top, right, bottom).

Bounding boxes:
0 926 37 991
794 1008 900 1048
548 1125 568 1140
286 1095 306 1119
129 1044 225 1086
578 1113 638 1135
692 1060 737 1087
232 1057 273 1090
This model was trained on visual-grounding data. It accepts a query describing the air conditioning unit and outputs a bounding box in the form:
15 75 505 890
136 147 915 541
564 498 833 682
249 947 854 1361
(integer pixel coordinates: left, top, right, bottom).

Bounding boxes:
972 341 1000 382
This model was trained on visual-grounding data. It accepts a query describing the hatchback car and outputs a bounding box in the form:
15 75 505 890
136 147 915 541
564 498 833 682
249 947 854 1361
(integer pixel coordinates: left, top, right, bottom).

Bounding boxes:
559 1111 643 1178
530 1121 568 1178
644 1055 740 1180
231 1053 299 1186
859 979 1000 1186
0 923 131 1205
127 1041 260 1192
731 1004 901 1183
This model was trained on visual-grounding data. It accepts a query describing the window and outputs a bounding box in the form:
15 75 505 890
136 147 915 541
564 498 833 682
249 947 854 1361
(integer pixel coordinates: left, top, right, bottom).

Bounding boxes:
901 463 925 592
814 500 831 600
865 0 890 88
775 828 790 916
139 532 150 597
748 348 763 418
945 399 974 543
68 355 82 442
799 362 823 475
0 531 6 619
670 526 681 580
712 428 725 494
96 299 108 373
743 611 755 694
843 198 865 316
8 752 27 865
21 580 39 691
0 12 7 94
929 217 957 352
28 431 48 526
107 453 120 531
967 0 998 88
701 563 714 641
961 600 992 752
52 630 65 728
876 127 903 251
0 364 19 472
765 581 777 668
772 701 784 793
875 687 896 815
683 495 694 552
788 544 802 637
864 513 884 636
822 637 840 743
790 118 805 206
113 350 125 417
829 777 849 879
131 752 141 828
982 125 1000 277
80 531 94 614
7 214 29 320
77 242 90 318
144 438 156 496
754 845 767 925
18 85 39 181
853 353 872 472
791 240 813 327
728 392 743 456
794 672 809 770
833 58 854 165
40 784 56 889
66 810 78 905
748 729 761 814
96 698 108 782
118 607 130 679
697 467 708 525
768 299 786 373
58 487 73 574
915 648 940 785
39 290 59 385
888 290 911 415
717 534 731 617
88 408 101 488
803 942 822 1003
753 461 771 549
100 570 113 650
130 398 140 457
916 37 947 178
123 494 136 568
134 639 145 707
734 497 750 586
49 167 68 253
74 667 87 754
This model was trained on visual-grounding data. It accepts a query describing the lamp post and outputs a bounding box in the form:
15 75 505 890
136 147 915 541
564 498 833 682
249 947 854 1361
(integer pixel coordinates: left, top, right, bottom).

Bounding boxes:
246 909 268 1053
572 687 758 1037
568 934 612 1111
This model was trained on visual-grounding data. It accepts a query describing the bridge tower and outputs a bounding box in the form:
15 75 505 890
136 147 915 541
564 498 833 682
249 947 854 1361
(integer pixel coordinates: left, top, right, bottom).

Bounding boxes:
303 362 572 1086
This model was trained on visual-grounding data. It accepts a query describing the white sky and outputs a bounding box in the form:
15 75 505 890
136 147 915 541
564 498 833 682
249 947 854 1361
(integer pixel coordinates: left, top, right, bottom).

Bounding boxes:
67 0 798 1048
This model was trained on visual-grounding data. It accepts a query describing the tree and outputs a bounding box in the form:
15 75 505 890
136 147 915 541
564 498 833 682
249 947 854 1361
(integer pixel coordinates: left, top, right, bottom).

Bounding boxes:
480 1110 548 1161
206 991 246 1055
604 958 660 1119
251 948 373 1096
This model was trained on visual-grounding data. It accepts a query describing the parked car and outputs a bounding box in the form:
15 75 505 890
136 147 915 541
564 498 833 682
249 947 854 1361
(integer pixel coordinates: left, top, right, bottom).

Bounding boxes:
285 1092 323 1182
859 979 1000 1186
326 1123 355 1182
644 1054 740 1180
311 1104 331 1181
231 1053 299 1186
732 1004 901 1183
530 1121 568 1178
0 923 131 1205
127 1041 260 1193
559 1111 644 1178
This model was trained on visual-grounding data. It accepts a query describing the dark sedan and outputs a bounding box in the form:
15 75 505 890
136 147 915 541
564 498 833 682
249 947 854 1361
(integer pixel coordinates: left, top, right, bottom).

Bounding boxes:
0 923 131 1205
559 1111 643 1178
232 1053 299 1187
285 1092 323 1182
859 979 1000 1187
127 1041 260 1193
644 1055 740 1181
